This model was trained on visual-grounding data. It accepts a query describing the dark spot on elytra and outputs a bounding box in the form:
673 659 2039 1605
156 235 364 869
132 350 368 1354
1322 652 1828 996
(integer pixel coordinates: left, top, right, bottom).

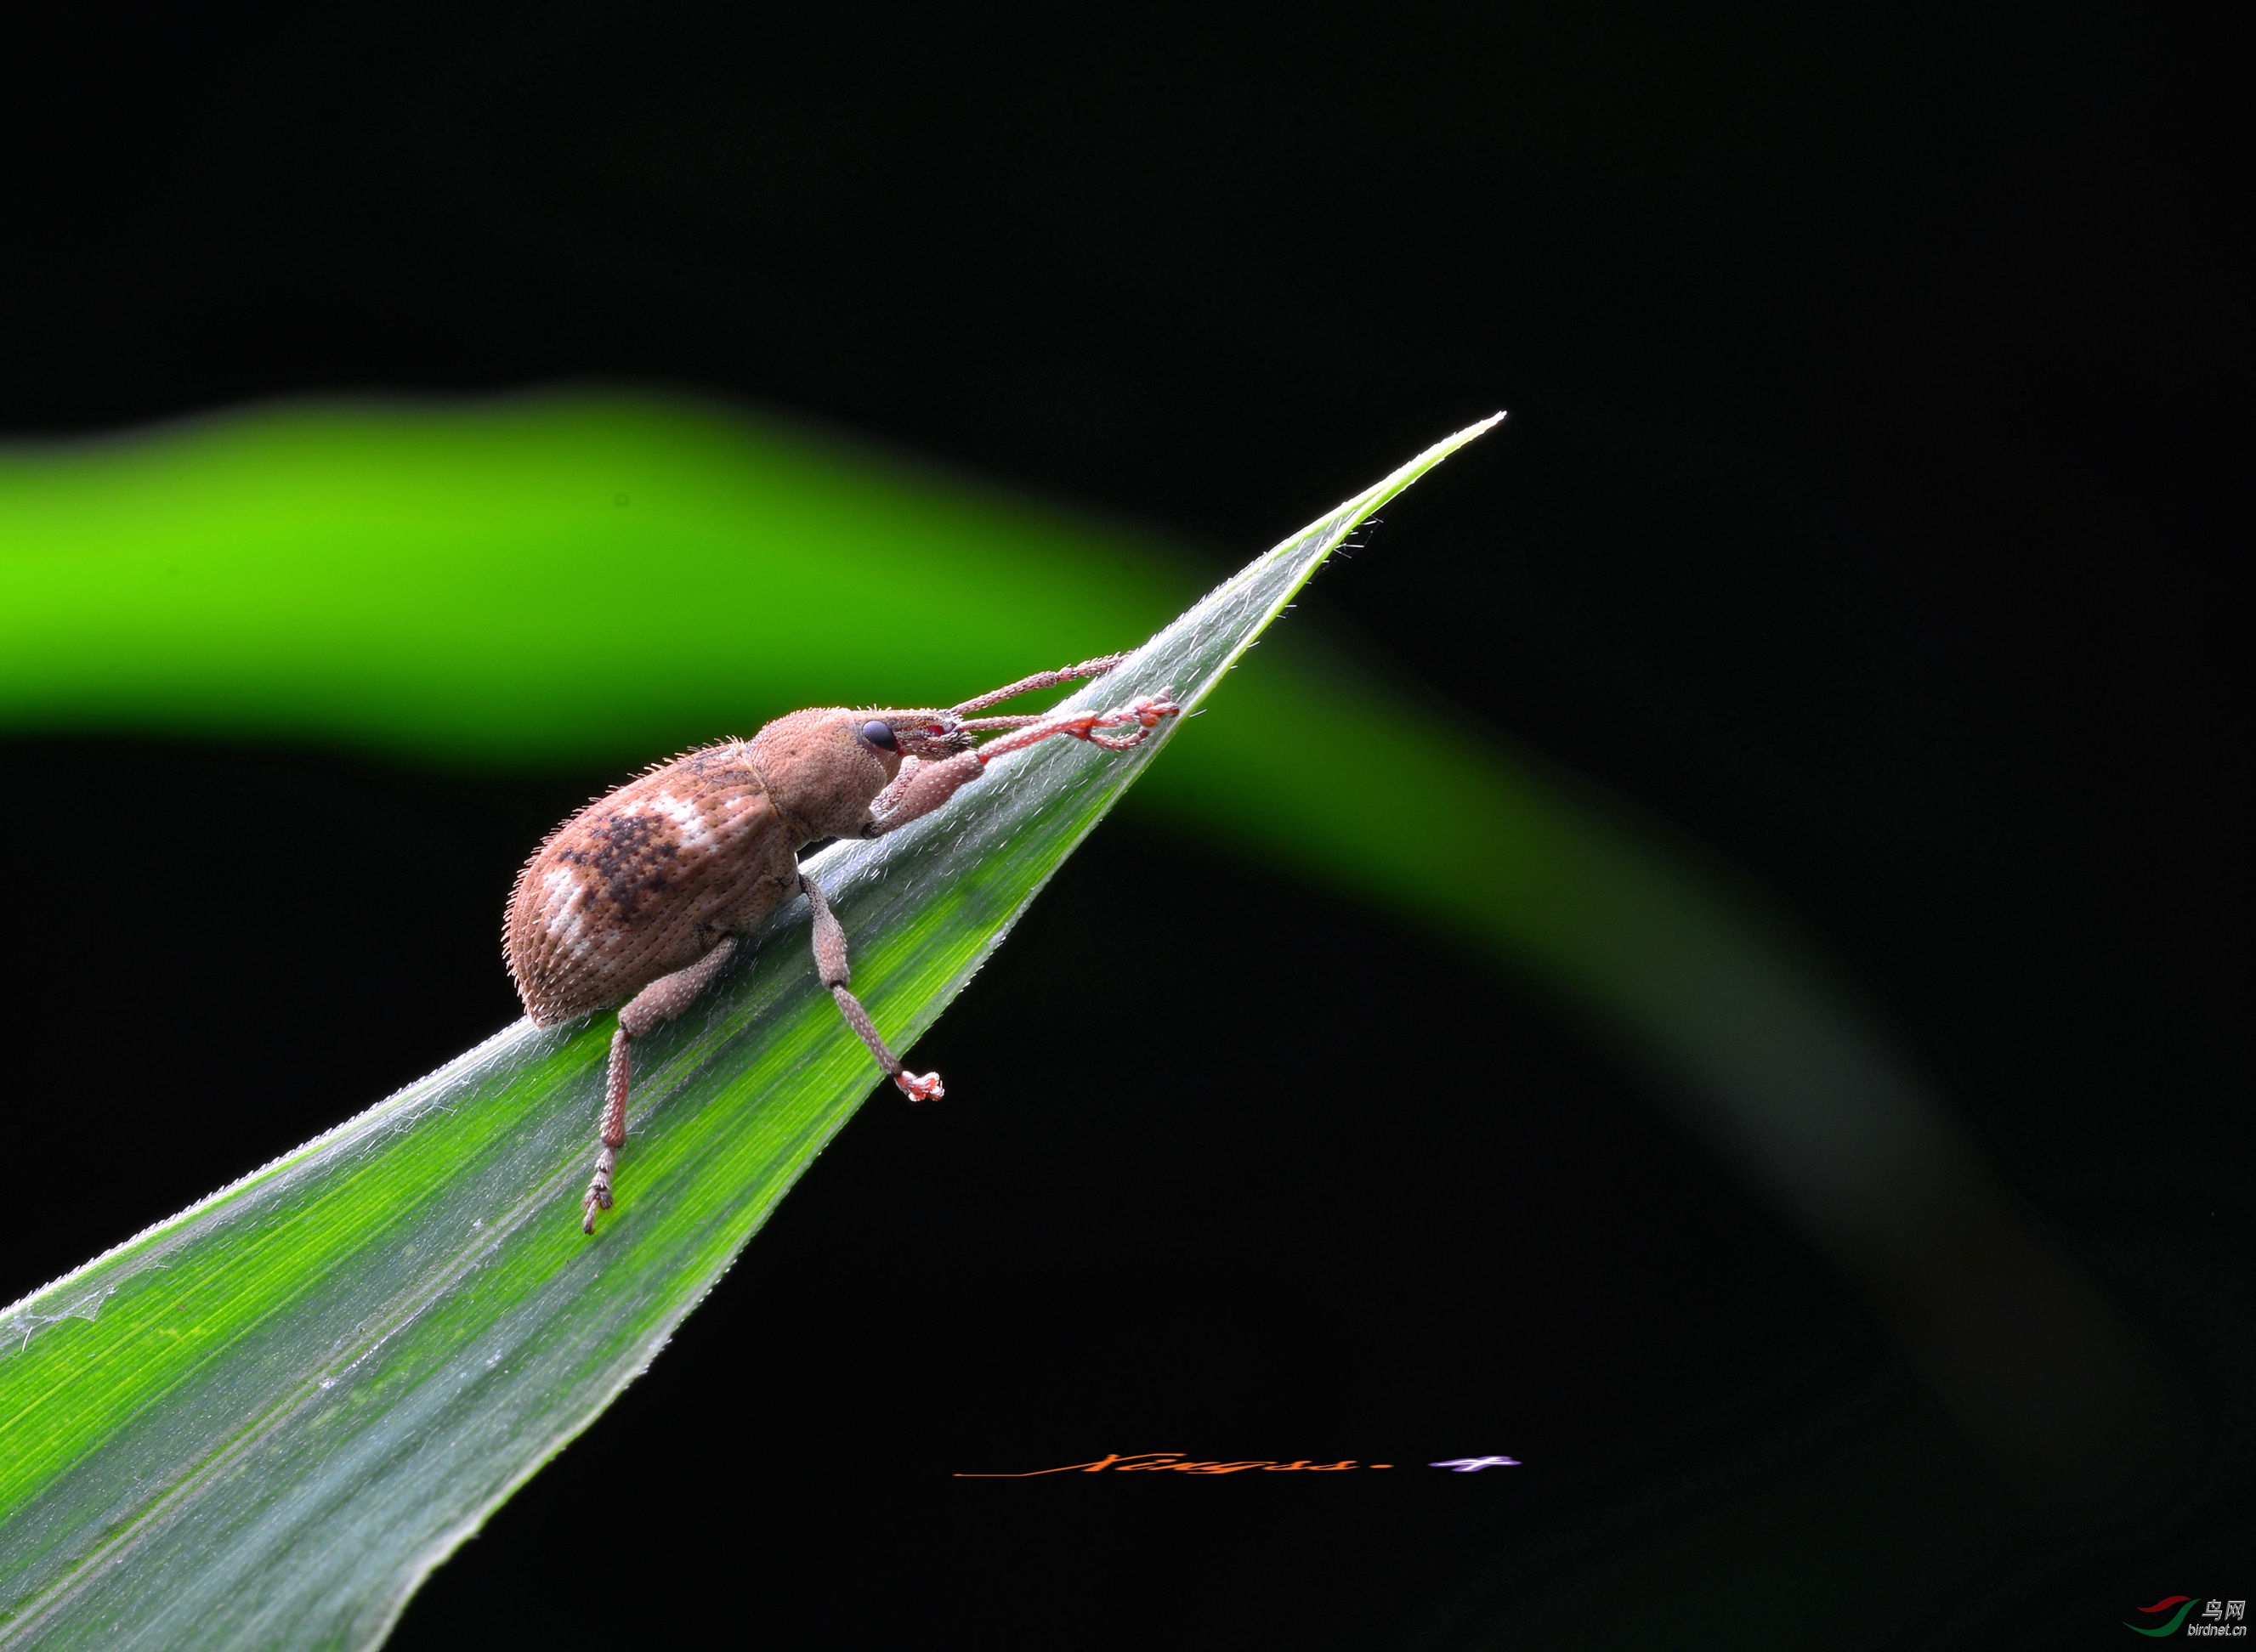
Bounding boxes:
557 810 684 919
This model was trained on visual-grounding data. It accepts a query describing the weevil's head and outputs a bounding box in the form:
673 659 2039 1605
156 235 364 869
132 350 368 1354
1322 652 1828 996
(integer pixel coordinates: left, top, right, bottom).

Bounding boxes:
872 711 978 763
748 706 972 842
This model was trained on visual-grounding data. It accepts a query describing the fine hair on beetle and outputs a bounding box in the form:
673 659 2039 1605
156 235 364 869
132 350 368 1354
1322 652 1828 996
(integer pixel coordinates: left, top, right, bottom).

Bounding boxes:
503 652 1178 1231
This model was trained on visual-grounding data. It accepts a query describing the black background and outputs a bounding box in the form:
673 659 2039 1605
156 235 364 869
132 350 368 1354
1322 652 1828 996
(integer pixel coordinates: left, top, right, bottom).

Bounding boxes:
3 3 2244 1648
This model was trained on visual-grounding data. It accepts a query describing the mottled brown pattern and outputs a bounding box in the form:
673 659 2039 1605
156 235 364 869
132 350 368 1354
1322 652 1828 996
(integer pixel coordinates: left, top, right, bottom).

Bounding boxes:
505 727 858 1025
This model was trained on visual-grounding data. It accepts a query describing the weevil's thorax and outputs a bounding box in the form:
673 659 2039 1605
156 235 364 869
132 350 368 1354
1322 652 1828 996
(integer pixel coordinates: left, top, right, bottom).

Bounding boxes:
750 708 901 843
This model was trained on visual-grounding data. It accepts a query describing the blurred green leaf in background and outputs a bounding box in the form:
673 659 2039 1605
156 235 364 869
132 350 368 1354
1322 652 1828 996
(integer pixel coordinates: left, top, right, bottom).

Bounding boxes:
0 394 1195 766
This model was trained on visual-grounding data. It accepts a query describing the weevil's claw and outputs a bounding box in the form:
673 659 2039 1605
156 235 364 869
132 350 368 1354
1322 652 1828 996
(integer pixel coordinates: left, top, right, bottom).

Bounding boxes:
894 1068 944 1103
581 1151 616 1234
1086 693 1181 750
1132 691 1179 728
581 1183 611 1235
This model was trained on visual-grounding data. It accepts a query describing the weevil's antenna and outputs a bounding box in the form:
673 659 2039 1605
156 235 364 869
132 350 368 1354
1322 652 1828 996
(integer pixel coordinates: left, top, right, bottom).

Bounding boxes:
949 653 1126 718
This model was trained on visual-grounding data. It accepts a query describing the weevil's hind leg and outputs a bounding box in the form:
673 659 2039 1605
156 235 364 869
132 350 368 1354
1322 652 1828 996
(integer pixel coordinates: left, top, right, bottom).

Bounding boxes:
801 871 943 1103
582 935 740 1233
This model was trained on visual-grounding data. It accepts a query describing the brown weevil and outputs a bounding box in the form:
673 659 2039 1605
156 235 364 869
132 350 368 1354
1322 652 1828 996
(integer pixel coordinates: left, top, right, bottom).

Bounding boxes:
505 653 1178 1232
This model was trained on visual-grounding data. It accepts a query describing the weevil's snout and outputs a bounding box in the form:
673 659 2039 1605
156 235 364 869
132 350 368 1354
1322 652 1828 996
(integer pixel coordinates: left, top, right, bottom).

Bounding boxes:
893 716 975 761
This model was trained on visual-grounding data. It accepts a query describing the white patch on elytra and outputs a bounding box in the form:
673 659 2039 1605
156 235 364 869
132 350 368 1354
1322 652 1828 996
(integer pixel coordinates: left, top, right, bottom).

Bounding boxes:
651 791 711 848
541 866 592 954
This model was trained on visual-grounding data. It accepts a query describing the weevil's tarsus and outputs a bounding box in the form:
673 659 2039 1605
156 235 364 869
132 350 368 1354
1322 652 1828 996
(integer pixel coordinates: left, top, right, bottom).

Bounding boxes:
971 691 1180 761
581 1146 615 1234
894 1068 944 1101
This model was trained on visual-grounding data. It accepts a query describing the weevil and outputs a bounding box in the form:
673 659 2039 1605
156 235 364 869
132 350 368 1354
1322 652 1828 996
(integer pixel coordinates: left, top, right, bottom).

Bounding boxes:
505 653 1178 1232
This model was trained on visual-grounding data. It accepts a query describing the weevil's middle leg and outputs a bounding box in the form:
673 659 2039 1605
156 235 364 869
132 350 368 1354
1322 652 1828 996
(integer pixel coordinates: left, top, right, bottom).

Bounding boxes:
802 871 943 1103
582 934 739 1233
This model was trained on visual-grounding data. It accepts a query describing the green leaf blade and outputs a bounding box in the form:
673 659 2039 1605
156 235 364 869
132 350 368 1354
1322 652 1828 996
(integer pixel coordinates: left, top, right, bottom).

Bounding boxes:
0 416 1499 1651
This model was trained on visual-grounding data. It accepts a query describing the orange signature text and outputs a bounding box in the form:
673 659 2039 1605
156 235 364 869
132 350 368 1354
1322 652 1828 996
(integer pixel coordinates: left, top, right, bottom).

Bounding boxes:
955 1453 1394 1477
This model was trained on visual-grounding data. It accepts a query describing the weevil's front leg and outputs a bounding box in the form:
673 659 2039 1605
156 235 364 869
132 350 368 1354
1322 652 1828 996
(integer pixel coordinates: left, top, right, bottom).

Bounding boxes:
947 653 1127 717
583 936 739 1233
864 689 1181 836
802 871 943 1103
974 690 1181 755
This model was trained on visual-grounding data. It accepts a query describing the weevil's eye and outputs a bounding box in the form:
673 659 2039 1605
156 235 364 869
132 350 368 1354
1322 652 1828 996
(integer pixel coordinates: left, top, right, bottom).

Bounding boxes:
860 720 898 751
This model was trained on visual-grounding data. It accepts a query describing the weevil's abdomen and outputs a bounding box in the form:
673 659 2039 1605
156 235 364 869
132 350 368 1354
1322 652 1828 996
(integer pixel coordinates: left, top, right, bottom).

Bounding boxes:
506 741 802 1025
